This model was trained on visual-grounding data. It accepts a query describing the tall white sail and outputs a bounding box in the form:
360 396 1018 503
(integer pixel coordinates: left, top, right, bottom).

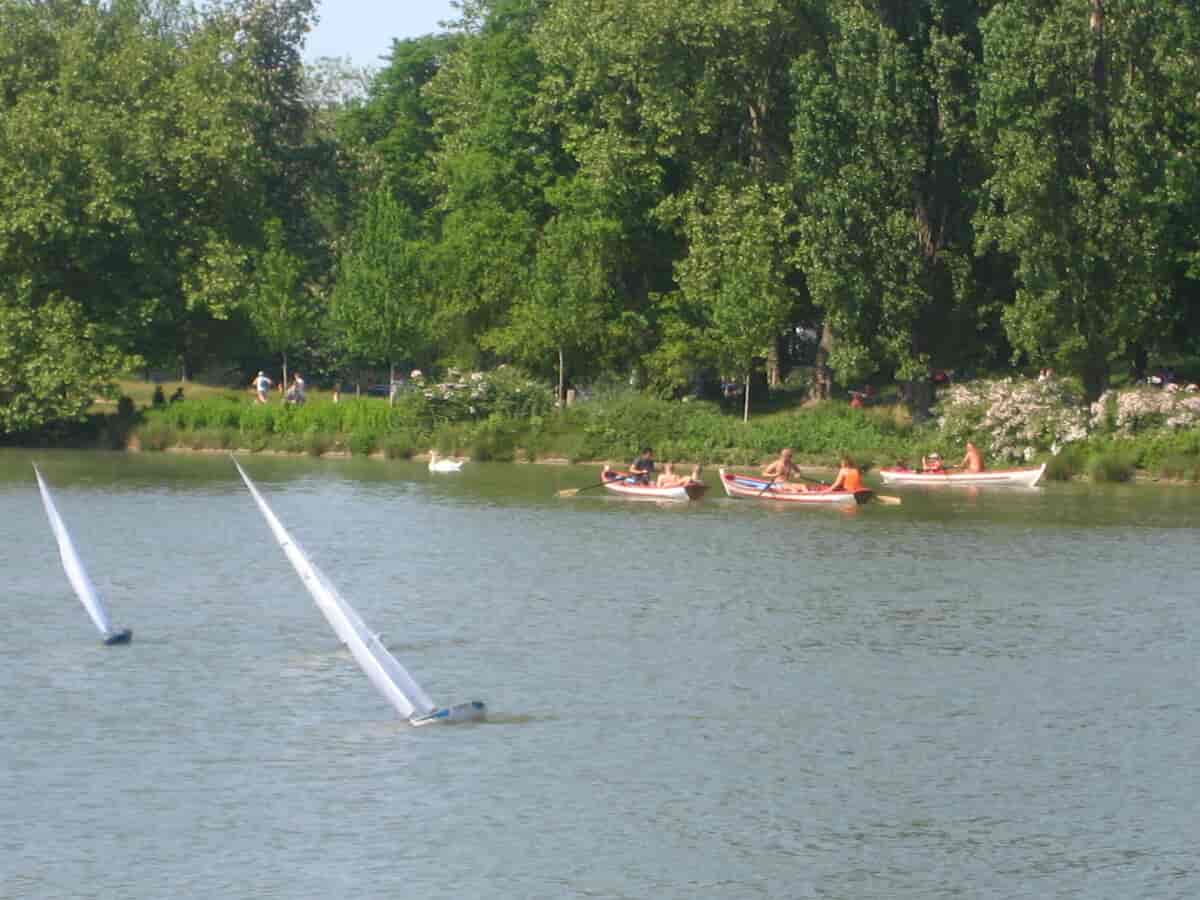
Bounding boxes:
232 459 436 719
33 464 115 637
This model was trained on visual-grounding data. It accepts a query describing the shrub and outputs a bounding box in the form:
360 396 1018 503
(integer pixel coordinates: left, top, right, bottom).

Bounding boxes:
382 431 418 459
137 421 177 451
936 376 1089 461
303 428 335 457
1159 453 1200 482
347 431 378 457
1086 448 1138 483
1045 444 1087 481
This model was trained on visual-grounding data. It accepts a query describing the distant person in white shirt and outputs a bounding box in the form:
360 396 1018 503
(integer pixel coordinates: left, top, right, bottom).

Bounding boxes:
251 371 272 403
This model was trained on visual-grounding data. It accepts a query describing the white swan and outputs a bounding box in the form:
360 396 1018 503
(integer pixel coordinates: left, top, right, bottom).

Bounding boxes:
428 451 464 473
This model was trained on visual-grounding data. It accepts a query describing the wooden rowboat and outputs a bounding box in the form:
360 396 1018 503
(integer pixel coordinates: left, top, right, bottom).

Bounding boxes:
877 463 1046 487
718 468 872 505
601 468 708 501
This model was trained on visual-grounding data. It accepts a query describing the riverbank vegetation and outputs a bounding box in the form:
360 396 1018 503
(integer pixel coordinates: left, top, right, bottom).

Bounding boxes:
3 0 1199 471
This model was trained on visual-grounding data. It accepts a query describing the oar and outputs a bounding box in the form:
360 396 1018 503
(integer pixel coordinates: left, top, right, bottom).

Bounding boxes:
556 479 612 498
756 476 779 496
796 470 903 505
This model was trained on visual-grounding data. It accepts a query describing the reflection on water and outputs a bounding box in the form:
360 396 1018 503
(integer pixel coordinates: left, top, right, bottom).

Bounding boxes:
2 449 1199 899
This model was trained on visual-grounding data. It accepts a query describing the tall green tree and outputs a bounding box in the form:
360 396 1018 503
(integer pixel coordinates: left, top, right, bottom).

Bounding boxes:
330 192 432 397
484 181 628 402
245 219 313 386
791 0 985 414
976 0 1200 399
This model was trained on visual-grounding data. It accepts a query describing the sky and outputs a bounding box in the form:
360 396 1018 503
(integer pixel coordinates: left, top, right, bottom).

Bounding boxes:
304 1 459 66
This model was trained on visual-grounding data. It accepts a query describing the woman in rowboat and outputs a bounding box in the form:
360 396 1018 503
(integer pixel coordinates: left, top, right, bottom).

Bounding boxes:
762 449 809 493
825 455 865 493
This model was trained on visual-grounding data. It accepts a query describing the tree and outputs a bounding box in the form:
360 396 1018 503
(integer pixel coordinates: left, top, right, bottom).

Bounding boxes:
0 287 131 434
791 1 986 416
484 181 627 403
331 192 431 399
976 0 1200 399
245 219 313 386
671 184 793 421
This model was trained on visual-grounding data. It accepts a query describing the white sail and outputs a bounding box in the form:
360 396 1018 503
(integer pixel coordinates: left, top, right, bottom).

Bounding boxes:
33 464 115 637
233 459 436 720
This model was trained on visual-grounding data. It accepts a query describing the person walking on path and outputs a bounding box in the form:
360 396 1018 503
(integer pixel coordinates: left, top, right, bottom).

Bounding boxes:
251 371 272 404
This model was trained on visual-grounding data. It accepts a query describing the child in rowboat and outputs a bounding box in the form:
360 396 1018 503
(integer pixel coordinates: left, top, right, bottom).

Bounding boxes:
921 451 944 473
826 455 865 493
761 448 809 493
629 447 655 484
656 463 701 488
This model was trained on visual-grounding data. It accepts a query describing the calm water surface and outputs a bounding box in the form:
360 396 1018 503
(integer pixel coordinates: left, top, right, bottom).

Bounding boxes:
2 450 1199 899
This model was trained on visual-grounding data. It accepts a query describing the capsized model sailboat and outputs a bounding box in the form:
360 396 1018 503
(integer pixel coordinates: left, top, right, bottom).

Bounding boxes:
232 458 484 726
33 464 132 645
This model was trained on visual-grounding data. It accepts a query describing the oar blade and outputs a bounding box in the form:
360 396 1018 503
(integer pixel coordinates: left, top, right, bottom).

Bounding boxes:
556 488 581 497
873 494 902 505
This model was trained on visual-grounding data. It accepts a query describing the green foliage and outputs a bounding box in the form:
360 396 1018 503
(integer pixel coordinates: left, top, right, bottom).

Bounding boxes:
1086 448 1138 484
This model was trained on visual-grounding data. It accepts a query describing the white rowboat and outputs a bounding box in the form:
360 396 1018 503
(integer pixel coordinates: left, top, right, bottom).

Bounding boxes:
718 469 870 505
877 463 1046 487
601 468 707 501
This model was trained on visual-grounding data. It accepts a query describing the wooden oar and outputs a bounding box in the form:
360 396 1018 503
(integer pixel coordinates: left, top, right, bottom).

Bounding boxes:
556 479 613 497
796 471 902 505
756 476 779 496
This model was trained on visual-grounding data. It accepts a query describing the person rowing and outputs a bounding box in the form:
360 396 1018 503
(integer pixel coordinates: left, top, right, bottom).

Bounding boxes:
761 448 809 493
825 455 865 493
629 447 655 484
958 441 984 473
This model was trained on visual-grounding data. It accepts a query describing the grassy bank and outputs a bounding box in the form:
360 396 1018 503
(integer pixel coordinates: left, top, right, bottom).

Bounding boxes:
126 389 925 468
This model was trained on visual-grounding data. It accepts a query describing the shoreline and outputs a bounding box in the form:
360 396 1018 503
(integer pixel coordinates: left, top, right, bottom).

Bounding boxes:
77 442 1193 485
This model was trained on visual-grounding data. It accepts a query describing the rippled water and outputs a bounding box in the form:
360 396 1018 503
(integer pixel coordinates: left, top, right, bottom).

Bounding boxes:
2 450 1199 898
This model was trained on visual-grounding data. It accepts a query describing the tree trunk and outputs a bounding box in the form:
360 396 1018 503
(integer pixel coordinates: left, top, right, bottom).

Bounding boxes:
743 373 751 423
811 321 834 401
281 351 288 391
1082 361 1109 403
907 379 934 423
558 346 565 411
388 361 396 406
766 335 782 387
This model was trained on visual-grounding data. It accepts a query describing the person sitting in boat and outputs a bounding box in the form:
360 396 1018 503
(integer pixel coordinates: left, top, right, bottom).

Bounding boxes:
629 447 655 484
826 455 865 493
656 463 701 488
921 451 945 473
762 448 808 493
959 441 984 473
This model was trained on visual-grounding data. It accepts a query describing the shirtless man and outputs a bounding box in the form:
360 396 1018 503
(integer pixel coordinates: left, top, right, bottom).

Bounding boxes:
959 441 984 473
761 448 808 492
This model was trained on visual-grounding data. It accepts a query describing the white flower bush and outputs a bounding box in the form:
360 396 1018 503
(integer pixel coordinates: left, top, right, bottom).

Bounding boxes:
1090 387 1200 435
936 377 1090 461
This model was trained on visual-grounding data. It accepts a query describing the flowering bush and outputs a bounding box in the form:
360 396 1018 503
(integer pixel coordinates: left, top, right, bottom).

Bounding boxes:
936 377 1089 461
410 367 554 423
1089 386 1200 435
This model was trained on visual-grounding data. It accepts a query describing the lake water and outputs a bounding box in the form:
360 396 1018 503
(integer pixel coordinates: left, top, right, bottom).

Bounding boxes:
2 449 1199 899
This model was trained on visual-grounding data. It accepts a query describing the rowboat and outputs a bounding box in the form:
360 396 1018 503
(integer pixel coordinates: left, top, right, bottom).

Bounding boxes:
601 467 708 501
877 463 1046 487
718 468 871 505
